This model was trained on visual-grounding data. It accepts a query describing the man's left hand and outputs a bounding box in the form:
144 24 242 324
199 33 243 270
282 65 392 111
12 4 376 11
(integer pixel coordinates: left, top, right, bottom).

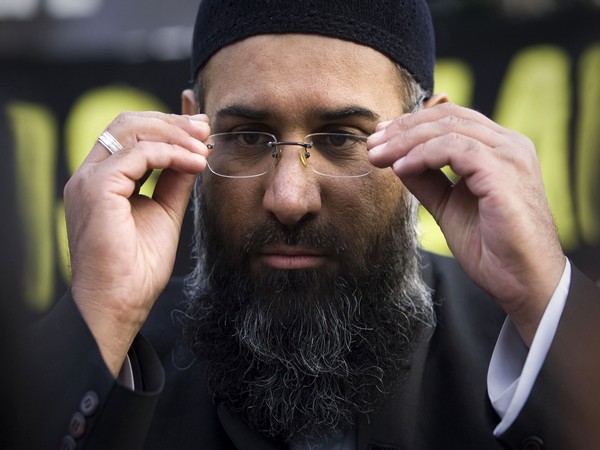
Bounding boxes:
367 102 566 345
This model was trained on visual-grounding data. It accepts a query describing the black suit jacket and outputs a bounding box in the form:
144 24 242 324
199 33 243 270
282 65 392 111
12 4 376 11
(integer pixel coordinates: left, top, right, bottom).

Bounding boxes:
17 252 600 450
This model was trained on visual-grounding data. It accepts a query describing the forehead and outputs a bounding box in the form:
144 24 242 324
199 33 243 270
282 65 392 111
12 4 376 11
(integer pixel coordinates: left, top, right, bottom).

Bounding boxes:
202 34 406 121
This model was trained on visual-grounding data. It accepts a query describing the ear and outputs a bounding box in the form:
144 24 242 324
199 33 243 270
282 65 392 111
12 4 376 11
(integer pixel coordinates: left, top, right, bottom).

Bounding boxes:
181 89 199 115
424 93 449 108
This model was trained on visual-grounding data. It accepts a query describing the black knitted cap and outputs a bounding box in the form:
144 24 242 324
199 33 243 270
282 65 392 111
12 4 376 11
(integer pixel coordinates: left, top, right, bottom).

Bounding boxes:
191 0 435 93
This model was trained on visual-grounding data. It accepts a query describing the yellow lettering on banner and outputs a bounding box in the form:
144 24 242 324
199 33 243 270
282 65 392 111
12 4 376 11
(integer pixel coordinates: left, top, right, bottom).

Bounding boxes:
419 59 474 256
7 102 57 311
493 45 576 250
576 43 600 246
55 200 70 283
434 58 475 108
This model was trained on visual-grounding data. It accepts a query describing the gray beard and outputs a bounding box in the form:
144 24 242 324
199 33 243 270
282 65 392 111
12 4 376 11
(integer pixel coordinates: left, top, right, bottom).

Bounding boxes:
182 181 435 445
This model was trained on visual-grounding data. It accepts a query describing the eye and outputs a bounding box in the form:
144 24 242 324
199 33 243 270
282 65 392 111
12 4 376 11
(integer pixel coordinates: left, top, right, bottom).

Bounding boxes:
325 134 352 147
312 132 366 146
234 132 269 146
209 132 273 161
308 133 367 160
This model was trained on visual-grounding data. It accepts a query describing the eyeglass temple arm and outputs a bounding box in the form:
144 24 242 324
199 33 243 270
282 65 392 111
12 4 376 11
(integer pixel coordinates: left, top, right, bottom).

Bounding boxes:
410 95 427 113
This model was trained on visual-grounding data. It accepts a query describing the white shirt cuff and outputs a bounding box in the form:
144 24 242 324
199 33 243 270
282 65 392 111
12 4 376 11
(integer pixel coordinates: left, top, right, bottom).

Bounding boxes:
116 354 135 390
488 260 571 436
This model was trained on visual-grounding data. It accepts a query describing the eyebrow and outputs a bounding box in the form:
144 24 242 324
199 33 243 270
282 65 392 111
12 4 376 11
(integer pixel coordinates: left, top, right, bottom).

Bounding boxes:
212 104 381 130
214 105 271 123
313 105 381 122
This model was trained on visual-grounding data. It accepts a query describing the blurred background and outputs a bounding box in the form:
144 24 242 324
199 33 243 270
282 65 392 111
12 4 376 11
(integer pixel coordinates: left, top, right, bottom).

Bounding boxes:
1 0 599 325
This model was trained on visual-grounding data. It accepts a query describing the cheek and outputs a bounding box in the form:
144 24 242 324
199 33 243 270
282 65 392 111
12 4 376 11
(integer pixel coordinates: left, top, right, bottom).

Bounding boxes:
327 169 405 236
202 175 264 244
373 170 406 217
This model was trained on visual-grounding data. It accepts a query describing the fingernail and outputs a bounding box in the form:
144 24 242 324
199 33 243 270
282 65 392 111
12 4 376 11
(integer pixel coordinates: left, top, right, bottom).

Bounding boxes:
368 142 388 156
392 157 405 171
369 129 386 141
376 120 392 130
189 118 209 128
367 129 386 148
190 113 208 121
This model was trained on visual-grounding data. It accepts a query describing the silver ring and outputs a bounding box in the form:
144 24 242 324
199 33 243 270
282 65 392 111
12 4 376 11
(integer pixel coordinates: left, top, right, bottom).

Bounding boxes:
98 131 124 155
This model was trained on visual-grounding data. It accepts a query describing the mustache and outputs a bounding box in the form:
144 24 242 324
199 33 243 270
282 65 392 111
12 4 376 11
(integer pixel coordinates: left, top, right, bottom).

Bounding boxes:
242 219 348 256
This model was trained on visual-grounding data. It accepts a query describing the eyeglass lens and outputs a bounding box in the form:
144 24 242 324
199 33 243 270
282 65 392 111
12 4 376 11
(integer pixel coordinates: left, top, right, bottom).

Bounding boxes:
206 131 372 179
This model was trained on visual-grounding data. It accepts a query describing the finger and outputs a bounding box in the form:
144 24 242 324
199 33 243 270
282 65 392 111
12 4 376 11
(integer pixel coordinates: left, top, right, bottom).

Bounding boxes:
399 169 457 223
369 110 510 168
395 102 510 137
124 112 210 147
391 134 499 196
87 112 211 164
95 140 207 198
152 170 197 229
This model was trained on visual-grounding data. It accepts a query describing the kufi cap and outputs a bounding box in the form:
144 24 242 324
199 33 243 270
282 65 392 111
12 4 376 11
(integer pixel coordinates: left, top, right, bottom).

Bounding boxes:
191 0 435 93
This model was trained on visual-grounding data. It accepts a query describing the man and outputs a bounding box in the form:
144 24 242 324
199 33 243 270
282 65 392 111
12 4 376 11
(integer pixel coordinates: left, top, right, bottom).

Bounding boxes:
19 0 600 449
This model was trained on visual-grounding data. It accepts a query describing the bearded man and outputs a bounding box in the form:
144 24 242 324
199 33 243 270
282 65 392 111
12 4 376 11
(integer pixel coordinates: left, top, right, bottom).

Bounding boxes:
18 1 600 449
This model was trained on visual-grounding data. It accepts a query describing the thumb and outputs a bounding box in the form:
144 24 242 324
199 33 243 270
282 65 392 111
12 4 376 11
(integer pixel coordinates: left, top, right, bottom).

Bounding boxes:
152 169 198 228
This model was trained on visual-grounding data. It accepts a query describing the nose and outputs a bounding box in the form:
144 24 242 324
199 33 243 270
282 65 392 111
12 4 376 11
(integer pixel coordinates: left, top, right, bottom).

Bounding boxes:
262 143 322 226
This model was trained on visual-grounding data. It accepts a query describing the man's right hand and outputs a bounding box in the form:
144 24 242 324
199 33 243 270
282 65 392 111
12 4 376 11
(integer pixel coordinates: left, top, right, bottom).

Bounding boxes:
64 112 210 377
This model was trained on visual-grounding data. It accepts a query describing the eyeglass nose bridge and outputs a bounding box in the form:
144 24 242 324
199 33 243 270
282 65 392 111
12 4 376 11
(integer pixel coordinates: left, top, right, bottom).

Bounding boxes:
267 141 313 167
